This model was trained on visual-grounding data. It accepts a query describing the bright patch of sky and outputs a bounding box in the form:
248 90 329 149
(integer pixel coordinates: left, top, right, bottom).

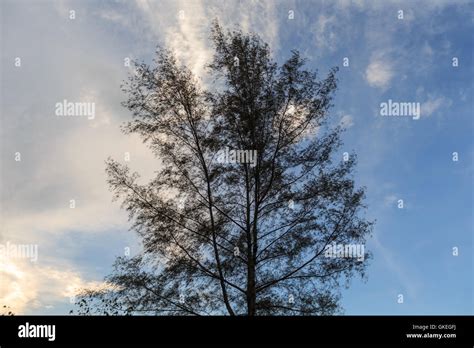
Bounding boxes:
1 0 472 314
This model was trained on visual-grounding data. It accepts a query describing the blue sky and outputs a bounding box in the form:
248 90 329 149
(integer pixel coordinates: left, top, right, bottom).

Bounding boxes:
0 0 472 315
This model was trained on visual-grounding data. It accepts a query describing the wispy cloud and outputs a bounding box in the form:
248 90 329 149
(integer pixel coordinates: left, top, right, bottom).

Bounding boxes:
312 14 338 52
371 235 420 299
421 96 452 117
340 114 354 128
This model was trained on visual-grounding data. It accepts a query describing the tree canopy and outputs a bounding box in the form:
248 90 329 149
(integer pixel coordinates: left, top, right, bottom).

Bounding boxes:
75 21 373 316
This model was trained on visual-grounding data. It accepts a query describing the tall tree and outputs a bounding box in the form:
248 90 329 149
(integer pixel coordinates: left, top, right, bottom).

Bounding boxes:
75 22 373 316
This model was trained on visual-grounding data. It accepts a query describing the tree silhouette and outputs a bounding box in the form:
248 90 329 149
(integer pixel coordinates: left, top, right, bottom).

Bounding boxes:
75 21 373 316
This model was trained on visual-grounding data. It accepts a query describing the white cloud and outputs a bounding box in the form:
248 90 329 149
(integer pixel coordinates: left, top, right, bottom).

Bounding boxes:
0 256 106 314
2 107 156 240
164 1 213 79
236 0 279 53
131 0 280 80
365 57 394 89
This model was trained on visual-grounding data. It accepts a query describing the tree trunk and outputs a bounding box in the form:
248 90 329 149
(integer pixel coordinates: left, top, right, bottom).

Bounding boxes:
247 258 256 316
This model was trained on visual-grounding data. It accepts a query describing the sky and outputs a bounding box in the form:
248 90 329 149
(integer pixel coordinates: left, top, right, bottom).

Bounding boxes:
0 0 472 315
